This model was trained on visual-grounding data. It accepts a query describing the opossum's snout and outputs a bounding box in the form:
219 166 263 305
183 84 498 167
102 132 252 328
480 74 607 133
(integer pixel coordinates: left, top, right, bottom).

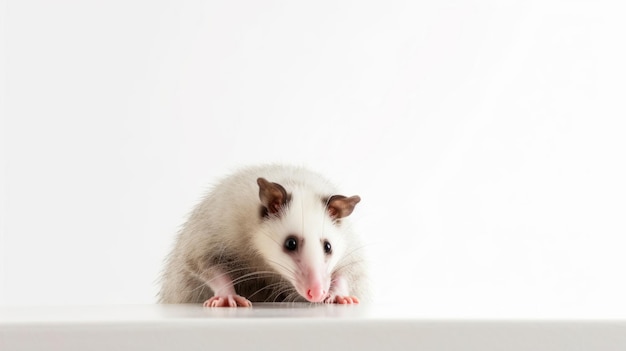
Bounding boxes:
306 285 326 302
295 268 330 303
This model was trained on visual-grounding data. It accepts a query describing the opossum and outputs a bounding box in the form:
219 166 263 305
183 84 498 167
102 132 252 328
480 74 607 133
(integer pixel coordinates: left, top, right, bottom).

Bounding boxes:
159 164 366 307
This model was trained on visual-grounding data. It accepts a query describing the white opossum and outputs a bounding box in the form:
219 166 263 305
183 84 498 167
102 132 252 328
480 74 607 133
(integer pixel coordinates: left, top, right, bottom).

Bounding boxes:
159 164 367 307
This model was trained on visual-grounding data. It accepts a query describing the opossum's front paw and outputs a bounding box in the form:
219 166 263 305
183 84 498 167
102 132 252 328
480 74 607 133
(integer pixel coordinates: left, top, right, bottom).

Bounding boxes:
324 295 360 305
203 294 252 308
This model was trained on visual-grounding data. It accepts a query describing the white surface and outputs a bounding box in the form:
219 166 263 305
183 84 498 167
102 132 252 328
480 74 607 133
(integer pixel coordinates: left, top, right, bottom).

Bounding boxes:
1 304 626 351
2 0 626 315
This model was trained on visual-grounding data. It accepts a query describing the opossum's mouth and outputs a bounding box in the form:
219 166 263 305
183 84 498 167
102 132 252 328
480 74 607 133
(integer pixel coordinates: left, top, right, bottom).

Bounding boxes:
295 282 329 303
268 260 331 303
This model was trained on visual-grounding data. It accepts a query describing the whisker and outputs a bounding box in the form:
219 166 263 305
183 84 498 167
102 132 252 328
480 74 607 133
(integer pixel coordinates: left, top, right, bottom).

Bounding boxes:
331 243 372 273
333 258 366 273
264 259 298 281
268 285 296 302
229 272 282 287
191 267 283 295
264 258 296 275
185 258 252 283
230 270 278 283
285 290 302 303
197 284 206 300
340 242 374 261
248 282 285 300
228 273 286 292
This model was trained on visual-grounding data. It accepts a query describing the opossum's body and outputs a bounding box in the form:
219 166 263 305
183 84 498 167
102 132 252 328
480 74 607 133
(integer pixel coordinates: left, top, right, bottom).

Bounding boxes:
159 164 366 306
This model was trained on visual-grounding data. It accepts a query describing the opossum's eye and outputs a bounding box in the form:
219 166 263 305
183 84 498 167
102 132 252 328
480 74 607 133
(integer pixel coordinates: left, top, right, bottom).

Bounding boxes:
323 240 332 255
284 237 298 252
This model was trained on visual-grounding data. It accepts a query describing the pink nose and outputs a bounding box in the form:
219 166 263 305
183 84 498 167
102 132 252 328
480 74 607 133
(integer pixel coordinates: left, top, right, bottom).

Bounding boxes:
306 287 326 302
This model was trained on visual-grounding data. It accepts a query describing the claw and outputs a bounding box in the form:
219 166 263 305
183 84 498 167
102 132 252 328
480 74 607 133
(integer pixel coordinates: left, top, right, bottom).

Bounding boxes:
324 295 360 305
203 294 252 308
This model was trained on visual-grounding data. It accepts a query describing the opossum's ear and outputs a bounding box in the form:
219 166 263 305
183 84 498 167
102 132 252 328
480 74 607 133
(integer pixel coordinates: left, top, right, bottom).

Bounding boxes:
257 178 290 216
326 195 361 219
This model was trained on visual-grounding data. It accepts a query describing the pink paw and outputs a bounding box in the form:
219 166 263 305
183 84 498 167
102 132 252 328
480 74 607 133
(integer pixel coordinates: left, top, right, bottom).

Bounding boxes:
203 294 252 308
324 295 360 305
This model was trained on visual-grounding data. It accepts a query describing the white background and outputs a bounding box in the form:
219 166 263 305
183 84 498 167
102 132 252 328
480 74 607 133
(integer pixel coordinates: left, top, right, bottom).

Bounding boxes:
1 0 625 315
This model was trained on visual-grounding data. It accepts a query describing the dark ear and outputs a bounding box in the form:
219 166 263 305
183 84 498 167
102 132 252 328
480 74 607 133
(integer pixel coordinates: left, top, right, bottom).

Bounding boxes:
257 177 289 215
326 195 361 219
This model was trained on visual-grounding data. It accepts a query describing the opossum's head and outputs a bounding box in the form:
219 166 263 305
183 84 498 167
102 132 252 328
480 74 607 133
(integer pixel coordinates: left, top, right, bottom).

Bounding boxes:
254 177 360 303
